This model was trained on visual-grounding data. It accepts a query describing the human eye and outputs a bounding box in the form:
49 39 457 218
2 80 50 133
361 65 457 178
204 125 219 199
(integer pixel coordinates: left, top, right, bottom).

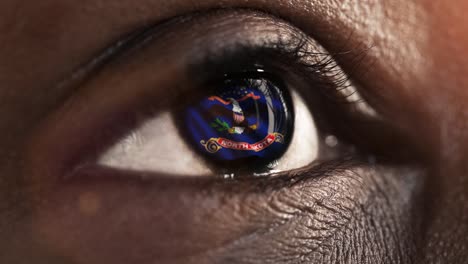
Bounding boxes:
22 9 430 264
29 10 413 181
98 69 317 177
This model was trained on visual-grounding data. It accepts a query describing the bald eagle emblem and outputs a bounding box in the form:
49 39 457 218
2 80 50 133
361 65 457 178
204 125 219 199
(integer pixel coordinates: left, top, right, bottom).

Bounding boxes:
198 91 285 154
207 93 261 135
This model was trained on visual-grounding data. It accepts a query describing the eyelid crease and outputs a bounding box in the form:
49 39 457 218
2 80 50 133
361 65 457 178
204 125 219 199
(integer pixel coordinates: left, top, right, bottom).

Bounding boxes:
54 9 281 97
30 9 384 180
52 26 154 107
56 8 371 103
186 31 378 121
51 8 378 133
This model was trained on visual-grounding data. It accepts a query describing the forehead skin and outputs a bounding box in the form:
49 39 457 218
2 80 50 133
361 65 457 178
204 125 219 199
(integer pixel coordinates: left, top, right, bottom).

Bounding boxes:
0 0 467 263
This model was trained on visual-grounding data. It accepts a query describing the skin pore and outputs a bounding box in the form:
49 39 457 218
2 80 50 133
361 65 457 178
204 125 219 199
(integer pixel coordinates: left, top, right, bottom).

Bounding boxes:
0 0 467 263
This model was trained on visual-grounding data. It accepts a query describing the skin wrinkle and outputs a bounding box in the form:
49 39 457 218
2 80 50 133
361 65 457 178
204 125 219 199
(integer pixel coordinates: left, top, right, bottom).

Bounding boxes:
32 168 366 262
303 175 390 262
197 166 418 264
186 164 418 263
0 0 467 263
322 171 418 263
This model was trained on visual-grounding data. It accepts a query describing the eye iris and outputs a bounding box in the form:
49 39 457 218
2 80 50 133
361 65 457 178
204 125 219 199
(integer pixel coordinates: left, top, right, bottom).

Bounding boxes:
183 76 294 169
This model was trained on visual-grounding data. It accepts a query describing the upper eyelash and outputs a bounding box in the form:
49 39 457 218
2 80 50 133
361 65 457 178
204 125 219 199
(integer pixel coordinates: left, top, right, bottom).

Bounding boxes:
58 7 371 114
60 7 377 133
283 37 372 102
32 8 418 183
286 44 378 120
189 35 374 113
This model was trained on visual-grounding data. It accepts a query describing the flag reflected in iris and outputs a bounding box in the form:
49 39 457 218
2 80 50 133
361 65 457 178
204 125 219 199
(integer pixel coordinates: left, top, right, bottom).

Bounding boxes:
183 77 294 167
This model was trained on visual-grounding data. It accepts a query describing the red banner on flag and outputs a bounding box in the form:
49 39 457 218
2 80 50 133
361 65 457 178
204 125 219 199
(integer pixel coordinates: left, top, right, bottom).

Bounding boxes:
200 133 284 153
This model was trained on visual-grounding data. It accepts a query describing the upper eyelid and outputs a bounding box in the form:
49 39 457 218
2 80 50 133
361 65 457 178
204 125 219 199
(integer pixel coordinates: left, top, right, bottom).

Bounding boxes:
47 7 378 127
56 8 361 103
58 9 378 136
27 9 391 182
52 10 315 113
60 9 311 86
27 11 320 173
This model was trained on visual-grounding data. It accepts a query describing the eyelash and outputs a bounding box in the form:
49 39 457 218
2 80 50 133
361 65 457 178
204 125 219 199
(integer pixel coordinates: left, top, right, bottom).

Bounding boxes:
39 10 417 181
185 41 416 167
182 42 365 145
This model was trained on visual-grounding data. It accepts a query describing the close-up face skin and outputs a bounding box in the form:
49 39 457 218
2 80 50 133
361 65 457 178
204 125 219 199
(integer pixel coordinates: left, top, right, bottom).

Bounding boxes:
0 0 467 263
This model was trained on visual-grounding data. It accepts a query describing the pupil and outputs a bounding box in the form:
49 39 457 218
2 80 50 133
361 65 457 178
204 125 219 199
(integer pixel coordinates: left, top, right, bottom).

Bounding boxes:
183 76 294 171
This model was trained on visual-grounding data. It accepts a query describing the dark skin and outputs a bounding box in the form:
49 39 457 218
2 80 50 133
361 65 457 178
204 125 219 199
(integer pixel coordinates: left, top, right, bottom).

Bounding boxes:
0 0 467 263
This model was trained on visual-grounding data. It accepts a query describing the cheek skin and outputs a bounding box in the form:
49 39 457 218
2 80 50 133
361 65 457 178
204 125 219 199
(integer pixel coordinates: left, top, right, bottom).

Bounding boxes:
210 167 423 264
31 165 421 264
